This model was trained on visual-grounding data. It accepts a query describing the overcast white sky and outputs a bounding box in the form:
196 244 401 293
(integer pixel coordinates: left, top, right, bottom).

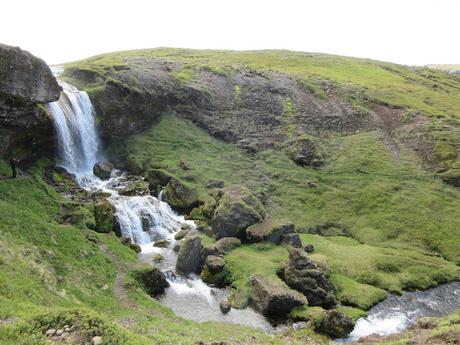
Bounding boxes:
1 0 459 66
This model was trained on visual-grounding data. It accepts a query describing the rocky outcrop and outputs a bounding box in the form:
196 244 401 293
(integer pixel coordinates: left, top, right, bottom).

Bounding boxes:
164 178 200 211
0 44 60 157
94 200 116 233
250 275 307 317
288 135 324 167
203 237 241 257
200 255 230 287
246 219 295 244
176 235 202 274
283 249 337 308
93 161 113 180
211 185 265 239
133 267 169 297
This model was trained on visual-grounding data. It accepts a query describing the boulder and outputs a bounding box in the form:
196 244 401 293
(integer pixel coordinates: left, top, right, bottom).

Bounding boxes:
304 244 315 253
146 169 173 193
93 161 113 180
206 180 225 189
203 237 241 257
288 135 324 168
281 233 302 248
164 178 200 211
250 275 307 317
133 267 169 297
153 240 170 248
317 310 355 338
94 200 116 233
201 255 230 287
283 249 336 308
179 159 191 170
174 228 190 240
176 235 202 274
220 300 231 314
211 185 265 239
118 176 150 196
246 219 295 244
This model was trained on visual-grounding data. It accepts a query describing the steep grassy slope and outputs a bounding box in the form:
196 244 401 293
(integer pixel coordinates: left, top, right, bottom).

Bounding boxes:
1 161 329 344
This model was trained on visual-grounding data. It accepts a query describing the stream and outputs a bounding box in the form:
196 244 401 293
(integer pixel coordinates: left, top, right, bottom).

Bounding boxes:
47 76 460 340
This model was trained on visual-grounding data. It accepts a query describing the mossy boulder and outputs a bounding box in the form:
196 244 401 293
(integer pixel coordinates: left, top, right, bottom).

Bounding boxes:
164 178 200 211
441 169 460 187
283 249 336 308
246 219 295 244
288 135 325 167
203 237 241 257
146 169 173 194
200 255 231 287
133 267 169 297
93 161 113 180
94 200 116 233
250 275 307 317
211 185 265 239
317 309 355 338
176 235 202 274
117 176 150 196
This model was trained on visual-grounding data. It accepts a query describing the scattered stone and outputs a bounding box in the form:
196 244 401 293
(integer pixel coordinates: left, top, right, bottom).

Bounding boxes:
211 185 265 239
283 249 336 308
93 161 113 180
129 243 142 253
134 267 170 297
176 235 202 274
307 181 317 188
292 321 308 330
63 325 71 332
120 236 132 246
203 237 241 257
281 233 302 248
304 244 315 253
56 329 64 336
92 336 103 345
153 254 163 262
246 219 295 244
153 239 170 248
220 300 231 314
250 275 307 317
206 180 225 189
45 329 56 336
179 159 191 170
317 310 355 338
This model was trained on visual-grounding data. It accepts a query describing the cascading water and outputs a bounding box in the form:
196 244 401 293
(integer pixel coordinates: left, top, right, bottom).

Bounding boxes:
47 78 274 333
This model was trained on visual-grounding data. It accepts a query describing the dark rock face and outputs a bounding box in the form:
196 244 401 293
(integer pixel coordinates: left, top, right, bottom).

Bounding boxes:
134 267 169 297
246 219 295 244
164 178 200 211
94 200 116 233
250 275 307 317
0 44 60 157
203 237 241 257
211 185 265 239
305 244 315 253
0 44 60 102
93 161 113 180
281 233 302 248
317 310 355 338
176 235 202 274
283 249 337 308
288 136 324 167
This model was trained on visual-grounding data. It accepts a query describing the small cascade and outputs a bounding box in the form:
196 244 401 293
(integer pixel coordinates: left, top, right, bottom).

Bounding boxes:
47 79 275 333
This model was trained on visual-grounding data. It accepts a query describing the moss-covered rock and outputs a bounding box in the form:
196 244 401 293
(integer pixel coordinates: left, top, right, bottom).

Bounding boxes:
200 255 231 287
246 219 295 244
164 178 200 211
133 267 169 297
288 135 325 167
203 237 241 257
145 169 173 194
93 161 113 180
317 309 355 338
94 200 116 233
176 235 202 274
211 185 265 239
117 176 150 196
250 275 307 317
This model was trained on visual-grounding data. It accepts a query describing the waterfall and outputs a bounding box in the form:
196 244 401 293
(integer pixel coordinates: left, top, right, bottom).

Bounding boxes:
46 80 190 244
47 81 102 176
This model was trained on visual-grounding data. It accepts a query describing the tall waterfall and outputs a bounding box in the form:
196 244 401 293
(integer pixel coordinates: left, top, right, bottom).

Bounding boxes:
47 81 102 176
46 80 190 245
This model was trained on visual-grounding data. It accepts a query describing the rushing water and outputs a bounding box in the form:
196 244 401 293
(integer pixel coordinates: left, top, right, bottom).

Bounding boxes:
338 281 460 342
47 79 274 332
